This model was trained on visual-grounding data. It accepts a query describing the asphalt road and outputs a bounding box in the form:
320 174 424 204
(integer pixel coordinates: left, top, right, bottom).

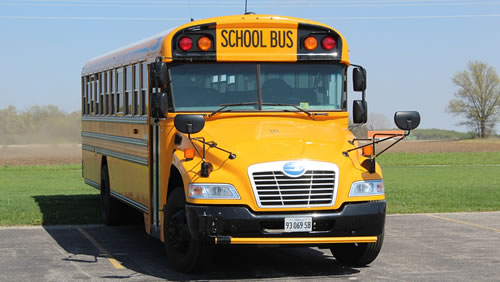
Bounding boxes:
1 212 499 281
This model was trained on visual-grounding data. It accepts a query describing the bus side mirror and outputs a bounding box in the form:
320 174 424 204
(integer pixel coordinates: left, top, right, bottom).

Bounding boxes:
353 100 367 124
174 114 205 135
152 92 169 118
151 61 168 88
353 67 366 92
394 111 420 130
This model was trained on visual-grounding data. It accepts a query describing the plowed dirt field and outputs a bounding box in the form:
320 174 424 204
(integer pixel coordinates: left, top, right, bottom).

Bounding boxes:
0 144 81 166
1 140 499 166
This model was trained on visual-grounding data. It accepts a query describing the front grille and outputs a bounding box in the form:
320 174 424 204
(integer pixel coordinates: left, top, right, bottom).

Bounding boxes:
248 160 339 208
252 170 335 207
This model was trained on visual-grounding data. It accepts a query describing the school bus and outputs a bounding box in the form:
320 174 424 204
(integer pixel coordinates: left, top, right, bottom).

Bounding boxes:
81 14 420 272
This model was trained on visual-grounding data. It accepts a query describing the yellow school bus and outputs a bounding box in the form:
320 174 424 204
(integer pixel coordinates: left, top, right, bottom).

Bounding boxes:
81 14 419 272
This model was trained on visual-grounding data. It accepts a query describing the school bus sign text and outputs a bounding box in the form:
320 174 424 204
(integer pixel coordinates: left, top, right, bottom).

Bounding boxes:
216 28 297 61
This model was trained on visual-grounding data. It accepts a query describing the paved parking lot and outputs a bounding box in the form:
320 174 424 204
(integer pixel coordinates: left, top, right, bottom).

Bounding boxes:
1 212 499 281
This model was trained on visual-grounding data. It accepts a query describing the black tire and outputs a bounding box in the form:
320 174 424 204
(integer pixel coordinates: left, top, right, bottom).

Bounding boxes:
100 164 121 225
164 188 213 273
330 233 384 267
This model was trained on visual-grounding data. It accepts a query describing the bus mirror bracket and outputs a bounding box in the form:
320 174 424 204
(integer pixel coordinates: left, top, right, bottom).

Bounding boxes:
174 115 236 177
343 111 420 173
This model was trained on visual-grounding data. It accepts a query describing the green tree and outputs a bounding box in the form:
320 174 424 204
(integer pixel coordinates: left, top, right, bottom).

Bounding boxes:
447 61 500 138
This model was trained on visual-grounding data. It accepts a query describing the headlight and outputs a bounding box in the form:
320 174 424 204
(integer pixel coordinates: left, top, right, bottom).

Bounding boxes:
349 180 384 197
188 183 240 199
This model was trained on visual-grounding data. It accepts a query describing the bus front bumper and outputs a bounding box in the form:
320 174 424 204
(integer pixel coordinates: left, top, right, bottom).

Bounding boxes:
185 201 386 245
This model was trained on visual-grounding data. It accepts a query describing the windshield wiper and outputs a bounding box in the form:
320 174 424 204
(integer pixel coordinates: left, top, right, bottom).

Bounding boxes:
261 103 312 116
208 102 259 117
209 102 317 118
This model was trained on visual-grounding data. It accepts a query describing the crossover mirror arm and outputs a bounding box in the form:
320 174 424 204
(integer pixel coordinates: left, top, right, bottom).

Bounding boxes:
186 137 236 178
343 111 420 173
192 137 237 160
173 114 236 177
342 131 410 173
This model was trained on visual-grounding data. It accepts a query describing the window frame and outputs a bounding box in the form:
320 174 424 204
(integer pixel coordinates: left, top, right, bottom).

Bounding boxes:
81 77 87 115
141 62 148 116
133 63 139 115
116 67 124 115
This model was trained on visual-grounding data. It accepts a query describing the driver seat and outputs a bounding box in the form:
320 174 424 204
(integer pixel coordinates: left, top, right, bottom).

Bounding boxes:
261 78 292 103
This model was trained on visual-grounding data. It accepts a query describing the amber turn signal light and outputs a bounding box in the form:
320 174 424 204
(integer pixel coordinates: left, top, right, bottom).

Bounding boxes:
303 36 318 50
362 145 374 156
184 148 195 159
197 36 212 51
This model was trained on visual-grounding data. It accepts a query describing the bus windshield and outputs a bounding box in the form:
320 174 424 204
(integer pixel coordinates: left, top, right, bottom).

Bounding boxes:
170 63 345 112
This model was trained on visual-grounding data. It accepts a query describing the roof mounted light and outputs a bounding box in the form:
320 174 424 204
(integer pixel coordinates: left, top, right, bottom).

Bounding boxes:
303 36 318 51
321 36 336 50
179 37 193 51
197 36 212 51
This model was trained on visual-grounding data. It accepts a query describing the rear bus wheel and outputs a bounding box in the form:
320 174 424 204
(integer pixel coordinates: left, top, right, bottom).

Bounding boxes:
100 165 121 225
330 233 384 267
164 188 213 273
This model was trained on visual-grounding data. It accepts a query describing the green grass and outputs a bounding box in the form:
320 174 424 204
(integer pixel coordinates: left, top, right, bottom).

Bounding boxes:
1 151 499 225
378 152 500 213
377 151 500 166
0 164 100 225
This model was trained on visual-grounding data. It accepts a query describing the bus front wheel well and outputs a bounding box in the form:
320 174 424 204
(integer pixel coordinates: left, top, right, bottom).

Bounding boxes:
167 165 184 200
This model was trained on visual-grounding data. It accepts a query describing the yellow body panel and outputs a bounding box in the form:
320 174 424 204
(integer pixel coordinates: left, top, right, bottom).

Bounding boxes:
82 121 148 140
170 112 384 212
107 157 149 208
81 120 150 213
82 149 100 185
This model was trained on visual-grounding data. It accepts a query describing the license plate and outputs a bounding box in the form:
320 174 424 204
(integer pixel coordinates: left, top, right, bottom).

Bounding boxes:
284 217 312 232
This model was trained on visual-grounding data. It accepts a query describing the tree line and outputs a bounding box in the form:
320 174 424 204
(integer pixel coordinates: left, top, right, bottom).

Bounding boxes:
0 105 81 145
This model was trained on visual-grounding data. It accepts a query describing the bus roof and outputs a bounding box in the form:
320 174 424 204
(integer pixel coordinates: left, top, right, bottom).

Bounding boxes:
82 14 349 75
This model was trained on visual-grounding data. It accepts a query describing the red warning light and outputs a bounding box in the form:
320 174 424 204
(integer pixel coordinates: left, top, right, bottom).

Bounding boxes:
179 37 193 51
321 36 336 50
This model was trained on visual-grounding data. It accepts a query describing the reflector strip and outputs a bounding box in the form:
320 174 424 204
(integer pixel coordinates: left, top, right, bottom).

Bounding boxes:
216 236 378 245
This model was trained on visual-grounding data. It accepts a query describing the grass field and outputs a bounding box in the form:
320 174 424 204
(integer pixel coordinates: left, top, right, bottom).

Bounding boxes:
0 165 100 225
0 151 499 225
378 152 500 213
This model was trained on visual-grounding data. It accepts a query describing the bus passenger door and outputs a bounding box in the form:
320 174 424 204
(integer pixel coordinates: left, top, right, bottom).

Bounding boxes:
149 92 162 239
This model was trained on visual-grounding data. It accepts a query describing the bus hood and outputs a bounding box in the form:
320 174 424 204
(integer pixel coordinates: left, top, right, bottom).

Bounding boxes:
191 115 353 165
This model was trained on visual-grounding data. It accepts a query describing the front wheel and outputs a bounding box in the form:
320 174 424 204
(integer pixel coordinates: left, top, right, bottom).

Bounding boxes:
164 188 213 273
330 233 384 267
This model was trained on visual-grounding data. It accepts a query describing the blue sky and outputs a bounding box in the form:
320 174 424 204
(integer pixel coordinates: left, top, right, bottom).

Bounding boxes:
1 0 500 132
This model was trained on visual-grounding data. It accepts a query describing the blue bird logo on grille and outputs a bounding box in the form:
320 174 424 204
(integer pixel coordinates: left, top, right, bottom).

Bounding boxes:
283 162 306 177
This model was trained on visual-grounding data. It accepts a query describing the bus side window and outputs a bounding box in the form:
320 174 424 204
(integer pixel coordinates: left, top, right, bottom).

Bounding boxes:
109 69 114 115
86 76 91 114
103 72 108 115
97 73 102 115
125 66 132 115
116 68 123 114
89 75 94 115
94 74 98 115
133 64 139 115
141 63 148 115
81 77 86 115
